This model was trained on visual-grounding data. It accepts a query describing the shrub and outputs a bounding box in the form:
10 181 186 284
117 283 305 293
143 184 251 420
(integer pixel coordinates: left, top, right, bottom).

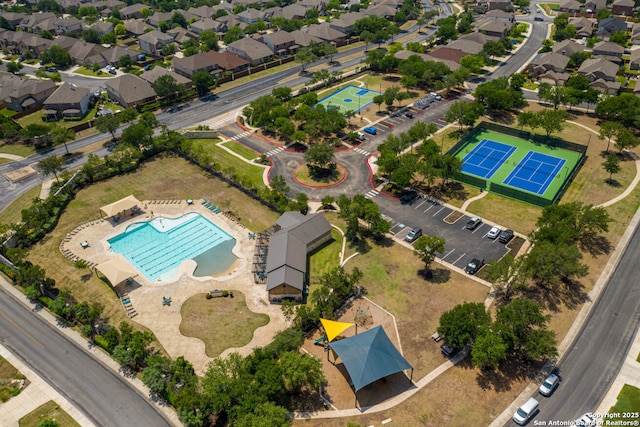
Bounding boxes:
222 290 229 297
205 293 212 299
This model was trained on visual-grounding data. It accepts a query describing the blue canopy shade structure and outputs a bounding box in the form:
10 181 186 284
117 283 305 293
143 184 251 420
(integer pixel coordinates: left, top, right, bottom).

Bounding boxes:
328 325 413 395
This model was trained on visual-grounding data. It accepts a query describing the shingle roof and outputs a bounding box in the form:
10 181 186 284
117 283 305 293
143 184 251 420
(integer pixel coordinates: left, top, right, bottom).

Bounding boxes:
227 37 273 61
202 50 249 70
140 66 191 85
44 82 89 105
172 53 217 72
106 74 156 104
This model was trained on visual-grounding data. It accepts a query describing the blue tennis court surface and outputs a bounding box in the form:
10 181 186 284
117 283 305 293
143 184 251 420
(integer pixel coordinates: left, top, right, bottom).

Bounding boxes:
461 139 516 179
504 151 566 195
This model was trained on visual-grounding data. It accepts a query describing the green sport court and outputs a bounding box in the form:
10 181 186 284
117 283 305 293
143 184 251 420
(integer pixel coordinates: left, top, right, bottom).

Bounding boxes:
316 84 381 115
451 129 585 206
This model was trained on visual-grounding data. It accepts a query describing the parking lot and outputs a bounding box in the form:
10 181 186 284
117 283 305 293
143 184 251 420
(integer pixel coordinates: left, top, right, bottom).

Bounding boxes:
376 193 511 273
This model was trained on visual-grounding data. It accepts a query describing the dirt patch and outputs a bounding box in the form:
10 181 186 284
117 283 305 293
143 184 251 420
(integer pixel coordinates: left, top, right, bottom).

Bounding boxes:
444 211 464 224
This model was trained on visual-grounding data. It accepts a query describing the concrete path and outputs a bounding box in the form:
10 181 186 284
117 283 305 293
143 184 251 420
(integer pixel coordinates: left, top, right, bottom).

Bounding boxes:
0 153 24 161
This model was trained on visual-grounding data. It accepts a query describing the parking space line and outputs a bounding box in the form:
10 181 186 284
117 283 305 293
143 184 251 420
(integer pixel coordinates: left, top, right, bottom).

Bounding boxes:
433 206 445 217
414 200 427 209
452 253 466 265
471 225 484 235
441 249 455 260
423 205 435 213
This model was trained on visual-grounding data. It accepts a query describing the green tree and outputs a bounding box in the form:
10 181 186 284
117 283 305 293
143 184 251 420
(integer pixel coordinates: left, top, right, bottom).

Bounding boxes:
234 402 289 427
40 45 72 68
484 254 527 299
114 23 126 38
171 12 187 28
280 352 325 392
614 129 639 153
152 74 184 102
82 28 101 44
199 30 219 51
471 328 508 369
223 26 245 45
536 108 567 137
161 43 176 57
413 234 445 277
524 241 588 289
50 125 75 154
36 155 66 180
305 142 335 170
295 47 317 72
192 71 214 96
6 61 23 74
533 201 611 247
95 114 121 141
438 302 491 350
603 153 621 183
460 54 485 74
322 42 338 62
118 54 133 70
599 121 623 152
121 122 153 148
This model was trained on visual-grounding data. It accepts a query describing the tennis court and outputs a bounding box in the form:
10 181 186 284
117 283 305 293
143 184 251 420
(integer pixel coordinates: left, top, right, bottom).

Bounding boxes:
461 139 516 179
504 151 566 195
450 128 585 206
316 84 381 115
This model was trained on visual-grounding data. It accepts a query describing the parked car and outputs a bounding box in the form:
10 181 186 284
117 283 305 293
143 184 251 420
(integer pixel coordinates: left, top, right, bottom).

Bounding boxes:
534 16 544 21
405 112 415 118
400 190 419 205
405 227 422 243
487 226 501 239
47 67 57 72
575 413 596 426
356 131 366 141
108 69 117 75
441 344 455 357
429 92 442 101
498 229 514 243
466 216 482 230
137 53 146 61
363 126 377 135
513 397 539 425
539 373 559 396
464 258 484 275
143 63 153 71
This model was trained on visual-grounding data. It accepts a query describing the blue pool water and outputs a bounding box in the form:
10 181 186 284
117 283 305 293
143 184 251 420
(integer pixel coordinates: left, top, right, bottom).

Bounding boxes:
108 212 237 281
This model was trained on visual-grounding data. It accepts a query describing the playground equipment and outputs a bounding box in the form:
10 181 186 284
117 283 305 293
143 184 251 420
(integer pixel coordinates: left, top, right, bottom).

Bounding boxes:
314 335 328 345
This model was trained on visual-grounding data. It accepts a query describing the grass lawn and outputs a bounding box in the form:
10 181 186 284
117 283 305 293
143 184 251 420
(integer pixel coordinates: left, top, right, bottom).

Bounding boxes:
0 109 18 117
220 140 260 161
309 221 345 280
73 66 112 78
0 356 26 403
190 139 267 190
294 163 346 186
19 401 80 427
608 385 640 421
0 141 36 158
179 292 269 357
0 185 41 224
24 155 279 329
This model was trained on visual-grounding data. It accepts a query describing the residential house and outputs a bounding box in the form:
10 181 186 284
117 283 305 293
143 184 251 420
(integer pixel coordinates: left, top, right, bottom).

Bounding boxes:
428 46 468 64
485 9 516 23
559 0 581 13
203 50 249 75
329 12 366 35
188 18 223 35
612 0 634 16
529 52 570 77
2 77 56 112
140 66 191 88
69 41 105 65
96 46 138 67
138 30 176 55
146 10 197 29
52 17 83 35
279 3 308 20
124 20 153 37
568 17 596 38
15 33 51 58
2 13 29 30
105 74 156 108
539 71 571 86
90 21 114 37
590 78 621 94
188 5 217 19
102 0 125 11
215 15 246 33
578 57 619 81
17 12 56 32
259 31 297 56
304 23 347 44
172 52 218 78
226 37 274 66
592 41 625 63
458 31 499 44
448 39 485 55
265 212 332 302
394 50 460 71
166 27 198 45
362 3 397 18
234 0 266 6
584 0 606 12
472 18 511 38
51 35 82 51
486 0 512 11
237 8 265 25
43 82 91 120
596 17 628 40
552 39 584 57
631 22 640 45
287 29 323 47
56 0 83 13
297 0 327 10
119 4 148 20
629 48 640 69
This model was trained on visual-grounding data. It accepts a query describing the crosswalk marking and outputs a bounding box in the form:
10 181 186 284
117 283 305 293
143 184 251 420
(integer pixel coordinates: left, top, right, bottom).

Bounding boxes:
353 147 370 156
364 189 379 199
265 147 285 157
229 131 250 141
209 111 240 128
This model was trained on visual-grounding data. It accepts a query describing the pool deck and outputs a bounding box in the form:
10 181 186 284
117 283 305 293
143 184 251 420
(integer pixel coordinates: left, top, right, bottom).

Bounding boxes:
61 200 289 375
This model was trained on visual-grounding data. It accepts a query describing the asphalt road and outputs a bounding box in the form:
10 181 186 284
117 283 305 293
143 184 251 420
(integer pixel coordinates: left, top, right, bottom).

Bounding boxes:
504 219 640 425
0 285 173 427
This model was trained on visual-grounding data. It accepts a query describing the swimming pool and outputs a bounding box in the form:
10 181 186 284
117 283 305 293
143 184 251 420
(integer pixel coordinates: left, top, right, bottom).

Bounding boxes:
107 212 237 281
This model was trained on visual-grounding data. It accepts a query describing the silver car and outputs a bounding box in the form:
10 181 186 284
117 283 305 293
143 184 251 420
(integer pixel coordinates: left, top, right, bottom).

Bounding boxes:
539 373 559 396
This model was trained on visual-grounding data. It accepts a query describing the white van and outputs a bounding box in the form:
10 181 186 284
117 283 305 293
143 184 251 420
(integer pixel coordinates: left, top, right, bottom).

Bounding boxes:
513 397 539 425
356 131 366 141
